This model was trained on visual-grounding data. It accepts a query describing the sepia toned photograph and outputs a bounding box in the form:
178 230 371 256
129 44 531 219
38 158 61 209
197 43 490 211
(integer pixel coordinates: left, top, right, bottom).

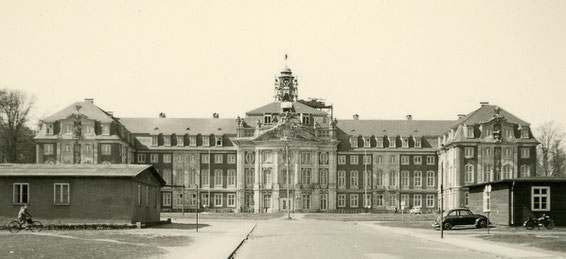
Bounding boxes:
1 1 566 258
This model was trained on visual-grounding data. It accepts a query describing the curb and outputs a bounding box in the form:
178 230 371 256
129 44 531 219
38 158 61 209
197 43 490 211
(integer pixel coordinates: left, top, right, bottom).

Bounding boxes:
227 223 257 259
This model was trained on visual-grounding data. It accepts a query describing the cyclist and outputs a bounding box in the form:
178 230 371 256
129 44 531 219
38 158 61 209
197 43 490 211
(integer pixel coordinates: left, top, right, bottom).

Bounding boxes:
18 204 33 228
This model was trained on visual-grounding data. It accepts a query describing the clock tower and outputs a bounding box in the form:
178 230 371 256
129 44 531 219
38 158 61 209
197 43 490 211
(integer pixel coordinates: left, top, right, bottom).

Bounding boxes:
274 56 299 102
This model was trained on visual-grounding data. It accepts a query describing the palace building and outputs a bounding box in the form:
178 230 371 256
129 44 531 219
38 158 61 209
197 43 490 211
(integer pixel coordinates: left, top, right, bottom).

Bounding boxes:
34 65 539 213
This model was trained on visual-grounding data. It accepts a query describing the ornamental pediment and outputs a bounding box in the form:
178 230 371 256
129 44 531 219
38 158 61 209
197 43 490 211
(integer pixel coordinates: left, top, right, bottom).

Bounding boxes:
253 120 319 142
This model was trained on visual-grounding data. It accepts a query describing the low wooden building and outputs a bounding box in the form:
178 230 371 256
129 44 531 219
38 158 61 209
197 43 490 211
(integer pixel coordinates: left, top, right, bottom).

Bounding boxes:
468 178 566 226
0 164 164 224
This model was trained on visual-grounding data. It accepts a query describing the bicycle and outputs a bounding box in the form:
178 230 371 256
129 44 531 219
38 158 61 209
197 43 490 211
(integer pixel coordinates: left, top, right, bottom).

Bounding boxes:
6 220 43 233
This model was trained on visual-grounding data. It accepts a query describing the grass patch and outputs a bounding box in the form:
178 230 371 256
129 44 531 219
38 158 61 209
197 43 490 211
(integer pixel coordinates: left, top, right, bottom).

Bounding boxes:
377 220 435 229
304 213 437 222
163 212 285 220
478 233 566 253
53 230 191 247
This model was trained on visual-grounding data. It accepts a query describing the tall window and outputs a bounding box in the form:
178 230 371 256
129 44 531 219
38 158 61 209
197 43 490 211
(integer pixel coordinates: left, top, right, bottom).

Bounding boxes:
426 156 435 165
215 136 223 146
177 136 184 146
189 136 197 147
214 193 223 207
426 171 435 187
389 155 395 163
376 155 383 164
338 194 346 207
413 156 422 165
163 154 171 163
214 169 223 186
376 194 384 206
483 165 492 182
227 194 236 207
13 183 29 204
301 152 312 164
202 135 210 146
521 148 530 159
465 147 474 158
426 194 435 208
214 154 223 164
414 137 422 148
363 155 372 165
263 193 271 208
465 164 474 183
504 148 511 157
301 168 312 185
363 170 371 187
245 168 254 186
350 155 359 165
151 136 158 146
464 191 469 207
227 169 236 186
338 170 346 187
350 137 358 148
319 152 329 165
163 169 172 185
364 137 371 148
401 156 409 165
376 138 383 148
320 194 328 210
401 171 410 186
376 171 383 186
389 171 397 187
263 168 272 185
413 194 422 207
467 126 474 138
201 169 209 186
389 137 396 148
302 194 311 209
201 193 209 207
350 170 359 187
350 194 359 207
337 155 346 165
163 193 172 207
520 165 531 178
102 124 110 135
402 137 409 148
227 154 236 164
484 147 492 156
364 194 371 208
101 144 111 155
413 171 422 187
201 154 209 164
137 153 146 163
521 128 529 138
401 194 410 208
150 154 159 163
164 136 171 146
503 164 512 179
320 168 328 185
532 186 550 211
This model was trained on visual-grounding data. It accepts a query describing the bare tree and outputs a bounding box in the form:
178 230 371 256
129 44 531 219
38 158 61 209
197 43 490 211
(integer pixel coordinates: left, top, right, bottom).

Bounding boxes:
0 89 36 163
535 121 566 177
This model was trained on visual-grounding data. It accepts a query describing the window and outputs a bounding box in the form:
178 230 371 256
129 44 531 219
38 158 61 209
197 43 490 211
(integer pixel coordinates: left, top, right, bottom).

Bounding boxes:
201 154 209 164
505 128 514 139
401 171 409 186
281 169 294 186
467 126 474 138
388 194 397 207
320 194 328 210
101 144 111 155
401 156 409 165
150 154 158 163
102 124 110 135
214 193 223 207
189 136 197 147
364 137 371 148
413 156 422 165
301 152 312 164
520 165 531 178
350 155 359 165
484 127 493 138
426 156 435 165
426 171 435 187
137 185 141 206
301 168 312 185
338 194 346 207
227 169 236 186
376 194 384 206
389 171 397 186
413 194 422 207
532 187 550 211
484 147 492 156
376 138 384 148
227 154 236 164
263 193 271 208
503 164 512 179
389 137 396 148
214 169 223 186
201 193 210 207
521 148 530 159
402 137 409 148
414 137 422 148
151 136 158 146
201 169 209 186
245 152 254 164
44 144 54 155
264 114 272 124
426 194 435 208
376 155 383 164
227 193 235 207
364 170 372 187
215 136 223 146
302 194 311 209
263 168 272 185
389 155 395 163
13 183 29 204
414 171 422 187
319 169 328 185
214 154 223 164
261 151 273 163
164 136 171 146
177 136 184 146
350 137 358 148
401 194 410 208
363 155 371 165
245 168 254 185
504 148 511 157
337 155 346 165
301 114 310 125
202 135 210 146
483 165 492 182
465 164 474 183
45 124 54 135
137 154 146 163
464 147 474 158
189 169 196 185
319 152 329 165
464 191 469 207
350 194 359 207
163 154 172 163
54 183 70 205
521 128 529 138
85 144 91 152
338 170 346 187
376 171 383 186
162 193 172 207
350 170 359 187
189 154 197 163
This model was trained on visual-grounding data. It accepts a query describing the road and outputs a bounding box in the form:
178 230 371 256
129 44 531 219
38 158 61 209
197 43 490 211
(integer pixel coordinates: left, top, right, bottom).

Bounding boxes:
234 215 499 259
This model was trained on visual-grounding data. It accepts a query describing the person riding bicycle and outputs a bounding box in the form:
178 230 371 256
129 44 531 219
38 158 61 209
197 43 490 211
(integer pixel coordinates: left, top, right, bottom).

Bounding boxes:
18 205 33 228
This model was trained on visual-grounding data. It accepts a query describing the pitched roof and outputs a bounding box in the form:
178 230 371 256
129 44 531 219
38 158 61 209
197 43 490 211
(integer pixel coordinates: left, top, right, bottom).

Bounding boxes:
118 118 238 135
0 164 164 184
246 102 327 116
43 101 114 123
451 104 530 128
336 119 455 137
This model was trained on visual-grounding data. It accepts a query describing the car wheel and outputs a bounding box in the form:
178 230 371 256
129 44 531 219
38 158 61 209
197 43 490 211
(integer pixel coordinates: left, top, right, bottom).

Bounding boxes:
443 222 452 230
476 219 487 228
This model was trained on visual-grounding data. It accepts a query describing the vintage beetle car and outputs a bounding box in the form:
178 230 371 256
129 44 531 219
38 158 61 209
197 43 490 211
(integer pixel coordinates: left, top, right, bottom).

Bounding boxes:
432 208 489 230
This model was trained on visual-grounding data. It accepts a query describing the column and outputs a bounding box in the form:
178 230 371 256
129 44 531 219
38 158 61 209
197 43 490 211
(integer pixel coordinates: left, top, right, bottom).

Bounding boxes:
236 149 246 213
328 150 337 210
272 149 280 212
312 149 320 210
253 149 261 213
294 150 301 211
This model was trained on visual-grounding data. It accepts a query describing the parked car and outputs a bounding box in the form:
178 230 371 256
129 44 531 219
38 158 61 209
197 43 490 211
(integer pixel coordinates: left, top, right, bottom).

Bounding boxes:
409 206 422 214
432 208 489 230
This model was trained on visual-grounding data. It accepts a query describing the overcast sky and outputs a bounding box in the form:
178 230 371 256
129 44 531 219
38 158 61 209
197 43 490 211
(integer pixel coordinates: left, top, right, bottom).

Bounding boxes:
1 0 565 131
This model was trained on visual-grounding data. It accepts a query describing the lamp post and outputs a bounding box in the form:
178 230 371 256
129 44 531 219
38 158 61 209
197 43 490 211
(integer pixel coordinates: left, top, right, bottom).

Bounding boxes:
286 144 291 220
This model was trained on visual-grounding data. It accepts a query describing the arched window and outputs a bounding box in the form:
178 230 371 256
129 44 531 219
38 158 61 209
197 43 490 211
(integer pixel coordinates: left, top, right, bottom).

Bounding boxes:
465 164 474 183
520 165 531 178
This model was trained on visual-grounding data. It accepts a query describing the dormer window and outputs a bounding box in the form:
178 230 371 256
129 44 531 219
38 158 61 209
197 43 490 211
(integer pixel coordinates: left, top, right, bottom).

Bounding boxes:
215 136 223 146
189 136 197 147
484 126 492 138
151 136 158 146
65 124 73 134
415 137 422 148
102 124 110 135
45 124 54 135
84 125 94 135
301 113 310 125
263 114 272 124
349 137 358 148
521 127 529 138
363 137 371 148
376 137 384 148
467 126 474 138
389 137 396 148
177 136 184 147
504 128 514 139
402 137 409 148
202 135 210 147
164 136 171 146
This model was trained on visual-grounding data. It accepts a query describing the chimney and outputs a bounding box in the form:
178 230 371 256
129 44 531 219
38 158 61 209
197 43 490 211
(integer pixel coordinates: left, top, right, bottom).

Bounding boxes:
457 114 466 119
159 112 166 118
84 98 94 103
353 114 359 120
107 111 114 117
480 101 490 106
406 114 412 120
212 113 219 119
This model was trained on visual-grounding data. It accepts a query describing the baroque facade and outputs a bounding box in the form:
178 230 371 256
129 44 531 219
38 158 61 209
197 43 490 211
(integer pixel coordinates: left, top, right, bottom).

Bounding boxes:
34 65 538 213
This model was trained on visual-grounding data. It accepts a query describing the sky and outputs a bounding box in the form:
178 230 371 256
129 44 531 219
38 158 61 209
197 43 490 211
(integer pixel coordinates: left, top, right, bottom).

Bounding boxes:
1 0 565 132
